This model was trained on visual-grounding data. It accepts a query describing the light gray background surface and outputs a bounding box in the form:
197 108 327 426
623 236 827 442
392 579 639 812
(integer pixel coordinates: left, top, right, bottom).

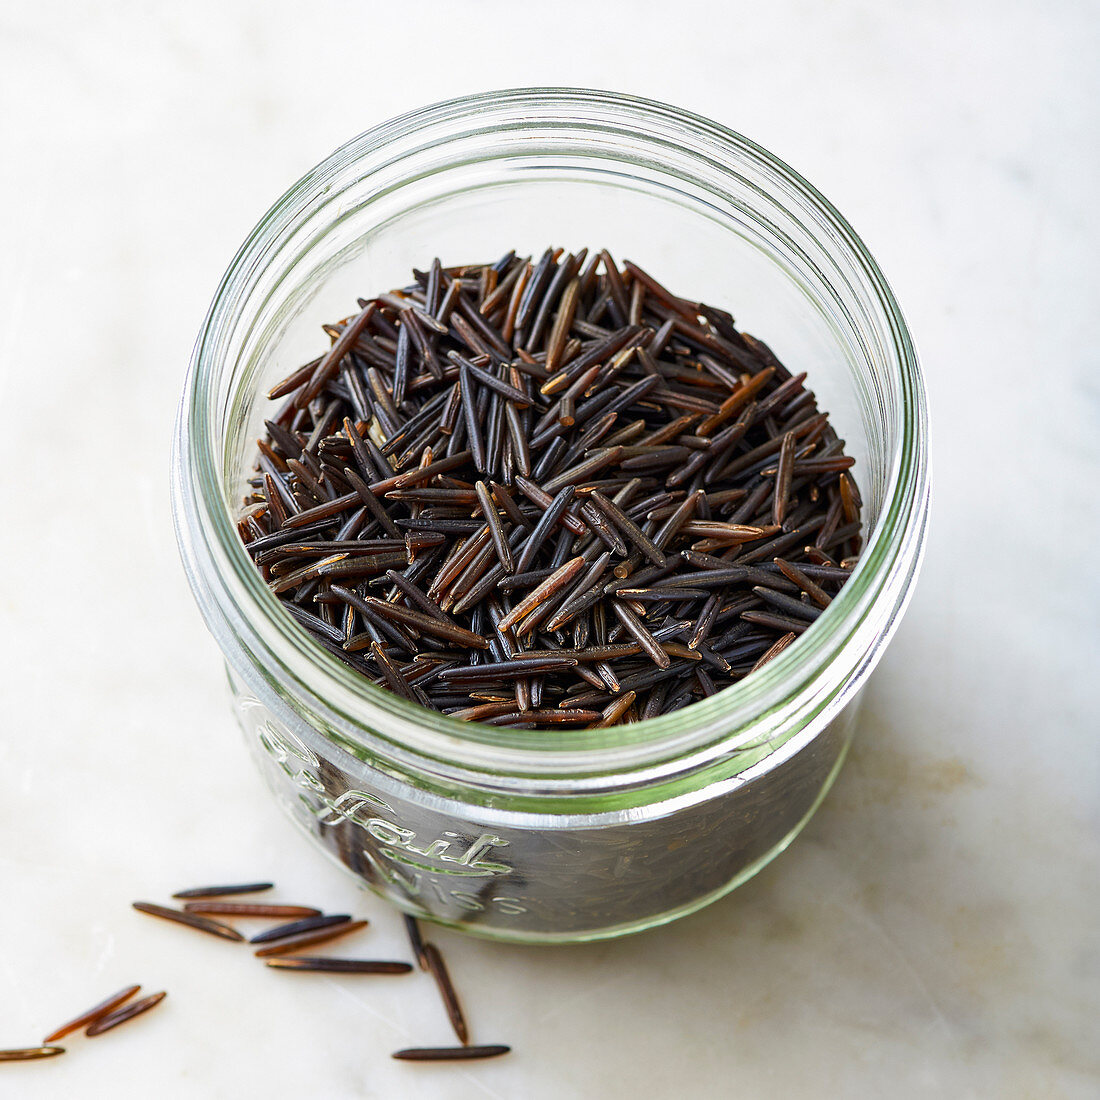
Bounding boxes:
1 2 1096 1097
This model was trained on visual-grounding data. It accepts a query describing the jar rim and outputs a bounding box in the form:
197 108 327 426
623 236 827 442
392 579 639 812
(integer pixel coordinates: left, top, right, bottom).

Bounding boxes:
174 87 929 785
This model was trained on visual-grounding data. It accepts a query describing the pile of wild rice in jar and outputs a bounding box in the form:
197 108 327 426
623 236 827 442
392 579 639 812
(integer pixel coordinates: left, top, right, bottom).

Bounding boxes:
238 249 862 729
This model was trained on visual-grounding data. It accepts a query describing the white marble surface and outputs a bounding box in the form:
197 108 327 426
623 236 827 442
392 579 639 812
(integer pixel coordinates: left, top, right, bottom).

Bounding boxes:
1 2 1097 1097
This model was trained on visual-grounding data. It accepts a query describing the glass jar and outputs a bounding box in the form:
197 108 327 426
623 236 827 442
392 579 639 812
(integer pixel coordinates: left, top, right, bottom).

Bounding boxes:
171 88 929 943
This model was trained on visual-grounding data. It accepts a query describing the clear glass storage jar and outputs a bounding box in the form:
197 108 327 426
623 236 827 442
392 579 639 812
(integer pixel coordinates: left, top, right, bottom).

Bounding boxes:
171 89 929 943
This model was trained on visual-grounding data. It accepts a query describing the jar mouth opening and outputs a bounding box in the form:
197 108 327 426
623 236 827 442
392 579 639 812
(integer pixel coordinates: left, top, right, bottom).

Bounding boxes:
177 87 928 777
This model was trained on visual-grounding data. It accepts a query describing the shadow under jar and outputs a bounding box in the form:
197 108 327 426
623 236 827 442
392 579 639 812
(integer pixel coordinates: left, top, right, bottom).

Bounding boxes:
172 89 929 943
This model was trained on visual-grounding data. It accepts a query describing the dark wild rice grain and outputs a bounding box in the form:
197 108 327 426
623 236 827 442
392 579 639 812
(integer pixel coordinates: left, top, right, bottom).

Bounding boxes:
263 958 413 974
0 1046 66 1062
249 914 353 945
253 919 370 958
180 902 322 918
131 902 245 942
171 882 274 899
43 985 141 1043
85 992 167 1037
423 943 469 1045
392 1045 511 1062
